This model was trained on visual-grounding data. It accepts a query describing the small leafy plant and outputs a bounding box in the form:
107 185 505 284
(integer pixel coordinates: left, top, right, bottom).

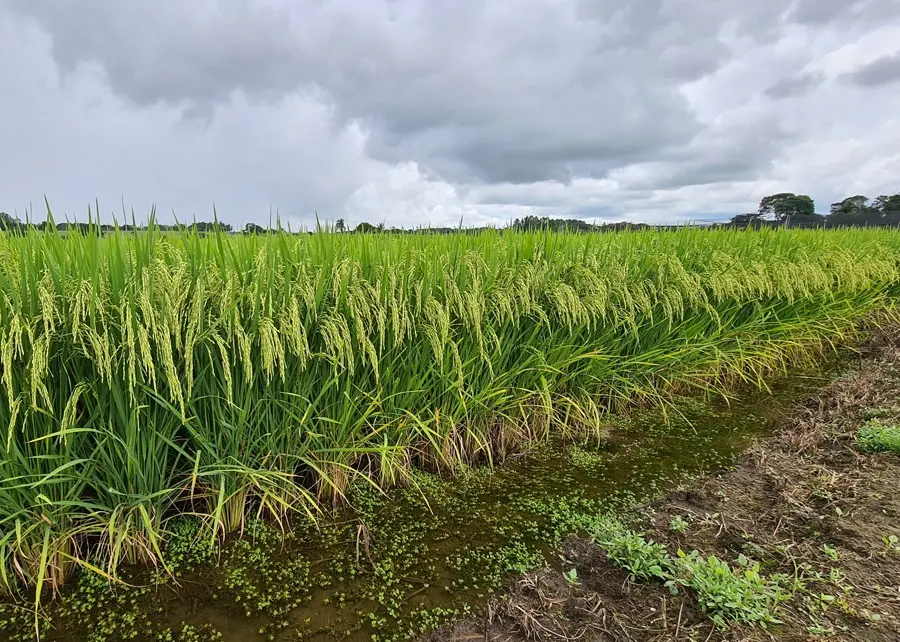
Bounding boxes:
590 519 673 581
855 419 900 454
669 515 689 534
668 552 789 629
590 517 789 630
164 517 218 572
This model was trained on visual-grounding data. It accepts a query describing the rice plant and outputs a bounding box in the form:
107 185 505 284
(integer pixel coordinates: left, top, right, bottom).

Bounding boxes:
1 220 900 601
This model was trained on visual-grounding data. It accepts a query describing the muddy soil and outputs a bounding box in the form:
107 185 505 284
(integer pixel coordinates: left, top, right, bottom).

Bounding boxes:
427 331 900 642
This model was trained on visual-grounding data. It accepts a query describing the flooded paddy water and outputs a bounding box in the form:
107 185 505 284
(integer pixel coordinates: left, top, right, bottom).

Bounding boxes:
2 363 845 642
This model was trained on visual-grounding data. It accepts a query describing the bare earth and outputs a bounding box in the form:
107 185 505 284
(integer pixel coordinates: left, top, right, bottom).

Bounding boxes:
426 331 900 642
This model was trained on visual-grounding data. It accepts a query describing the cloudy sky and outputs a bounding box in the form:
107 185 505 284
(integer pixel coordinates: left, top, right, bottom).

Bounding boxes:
1 0 899 228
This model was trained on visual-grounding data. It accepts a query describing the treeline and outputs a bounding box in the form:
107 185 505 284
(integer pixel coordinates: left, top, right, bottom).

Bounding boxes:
1 191 899 234
727 192 900 228
511 192 900 232
509 216 684 232
0 213 680 235
0 213 236 234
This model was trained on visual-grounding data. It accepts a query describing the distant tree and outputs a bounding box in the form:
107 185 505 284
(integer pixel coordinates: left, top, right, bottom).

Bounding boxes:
335 218 346 233
243 223 267 235
873 194 900 214
873 193 900 225
0 212 23 232
728 213 762 228
829 195 875 225
512 215 600 232
830 195 870 214
758 193 815 221
188 221 232 233
354 221 377 233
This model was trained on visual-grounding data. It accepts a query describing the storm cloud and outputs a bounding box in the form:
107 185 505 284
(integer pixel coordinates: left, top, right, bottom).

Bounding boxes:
1 0 899 227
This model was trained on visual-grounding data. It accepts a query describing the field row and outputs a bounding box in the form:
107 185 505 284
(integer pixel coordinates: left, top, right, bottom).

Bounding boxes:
1 227 899 595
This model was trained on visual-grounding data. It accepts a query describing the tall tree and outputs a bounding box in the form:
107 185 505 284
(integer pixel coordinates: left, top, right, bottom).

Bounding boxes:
873 194 900 214
830 195 870 216
829 195 875 224
758 193 815 221
335 218 346 233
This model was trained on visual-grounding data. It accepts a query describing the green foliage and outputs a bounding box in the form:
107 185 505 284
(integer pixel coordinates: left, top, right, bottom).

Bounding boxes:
830 195 875 225
590 519 788 629
0 602 36 642
1 222 899 606
217 519 312 618
447 540 544 591
56 570 157 642
856 419 900 454
0 212 23 233
669 551 789 629
873 194 900 215
590 519 673 581
567 444 609 467
758 193 816 220
163 518 218 572
669 515 689 534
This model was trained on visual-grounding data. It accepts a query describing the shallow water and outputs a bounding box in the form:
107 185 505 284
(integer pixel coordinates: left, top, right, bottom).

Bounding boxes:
30 367 841 642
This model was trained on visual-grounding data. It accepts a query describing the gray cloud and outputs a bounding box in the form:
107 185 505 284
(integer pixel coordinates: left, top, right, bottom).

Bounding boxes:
791 0 857 24
1 0 899 227
765 71 826 98
5 0 772 185
843 52 900 87
790 0 900 25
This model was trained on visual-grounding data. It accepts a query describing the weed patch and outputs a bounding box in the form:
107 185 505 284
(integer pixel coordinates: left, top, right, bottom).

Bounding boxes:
856 419 900 454
669 551 789 629
589 518 789 629
590 519 673 582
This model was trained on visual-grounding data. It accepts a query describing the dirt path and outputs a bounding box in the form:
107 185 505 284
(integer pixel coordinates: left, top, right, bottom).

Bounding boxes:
427 332 900 641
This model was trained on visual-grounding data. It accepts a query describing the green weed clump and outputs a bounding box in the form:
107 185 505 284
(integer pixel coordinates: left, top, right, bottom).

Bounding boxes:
1 219 899 603
589 518 789 629
164 518 218 573
670 551 789 629
856 419 900 454
590 517 673 581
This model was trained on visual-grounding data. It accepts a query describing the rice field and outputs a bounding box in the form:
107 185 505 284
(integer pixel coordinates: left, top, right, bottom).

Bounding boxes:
1 224 899 602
